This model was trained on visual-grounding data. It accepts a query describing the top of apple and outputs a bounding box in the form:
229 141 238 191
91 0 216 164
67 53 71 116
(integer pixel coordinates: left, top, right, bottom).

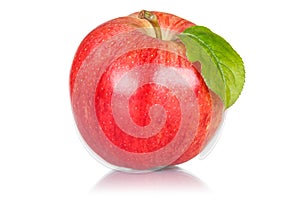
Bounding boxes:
138 10 245 109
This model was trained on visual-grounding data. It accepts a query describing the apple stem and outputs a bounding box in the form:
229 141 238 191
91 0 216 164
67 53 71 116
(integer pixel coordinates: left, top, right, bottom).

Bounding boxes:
138 10 162 40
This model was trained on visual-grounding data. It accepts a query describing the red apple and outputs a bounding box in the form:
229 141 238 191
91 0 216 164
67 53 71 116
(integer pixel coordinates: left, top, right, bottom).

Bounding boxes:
70 10 224 171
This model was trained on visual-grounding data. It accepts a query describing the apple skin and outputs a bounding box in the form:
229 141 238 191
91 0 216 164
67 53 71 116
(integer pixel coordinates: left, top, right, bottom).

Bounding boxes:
70 11 224 171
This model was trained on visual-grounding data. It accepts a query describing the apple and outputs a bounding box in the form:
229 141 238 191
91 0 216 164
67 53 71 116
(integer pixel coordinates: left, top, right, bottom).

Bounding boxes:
70 10 224 171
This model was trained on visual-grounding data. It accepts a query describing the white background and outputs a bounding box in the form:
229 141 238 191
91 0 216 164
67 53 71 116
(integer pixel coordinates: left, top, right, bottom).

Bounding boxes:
1 0 299 199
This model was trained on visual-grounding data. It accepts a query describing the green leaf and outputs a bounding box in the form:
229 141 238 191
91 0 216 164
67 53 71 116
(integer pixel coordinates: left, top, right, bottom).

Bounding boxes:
178 26 245 108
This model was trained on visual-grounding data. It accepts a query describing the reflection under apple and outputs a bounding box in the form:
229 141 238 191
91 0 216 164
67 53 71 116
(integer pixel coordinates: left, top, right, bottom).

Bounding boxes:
92 167 210 193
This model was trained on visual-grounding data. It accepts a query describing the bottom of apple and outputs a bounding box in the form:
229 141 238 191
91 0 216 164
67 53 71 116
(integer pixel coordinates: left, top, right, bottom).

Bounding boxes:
76 113 225 173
